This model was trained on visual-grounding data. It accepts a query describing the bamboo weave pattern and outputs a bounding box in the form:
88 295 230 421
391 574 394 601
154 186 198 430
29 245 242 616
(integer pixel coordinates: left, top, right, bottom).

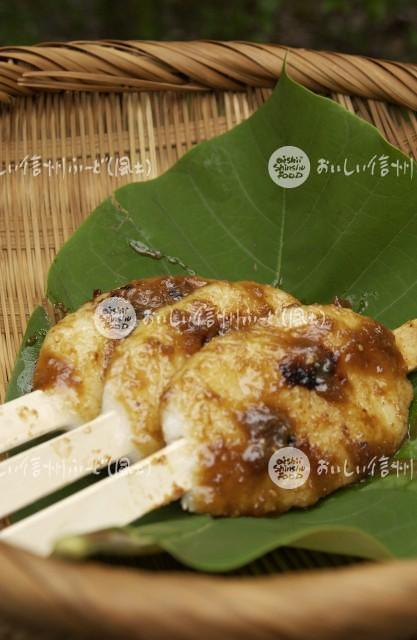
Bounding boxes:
1 41 417 640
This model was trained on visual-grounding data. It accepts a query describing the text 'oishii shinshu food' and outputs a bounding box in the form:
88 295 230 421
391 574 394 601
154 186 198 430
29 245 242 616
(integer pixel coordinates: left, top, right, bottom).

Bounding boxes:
25 277 417 515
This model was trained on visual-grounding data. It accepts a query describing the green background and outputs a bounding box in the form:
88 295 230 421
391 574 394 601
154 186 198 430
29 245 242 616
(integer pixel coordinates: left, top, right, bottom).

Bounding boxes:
1 0 417 62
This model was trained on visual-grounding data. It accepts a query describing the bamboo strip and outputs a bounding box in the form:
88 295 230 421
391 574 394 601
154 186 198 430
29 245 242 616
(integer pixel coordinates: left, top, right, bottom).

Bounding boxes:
0 42 416 108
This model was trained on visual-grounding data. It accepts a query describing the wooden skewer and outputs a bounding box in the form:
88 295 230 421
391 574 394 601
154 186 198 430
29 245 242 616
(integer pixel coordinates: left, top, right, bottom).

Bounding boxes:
0 411 136 519
394 320 417 373
0 439 192 556
0 390 81 455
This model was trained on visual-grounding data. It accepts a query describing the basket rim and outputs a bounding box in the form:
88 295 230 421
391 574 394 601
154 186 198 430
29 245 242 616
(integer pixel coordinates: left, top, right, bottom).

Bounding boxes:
2 40 417 638
0 40 416 110
1 542 417 639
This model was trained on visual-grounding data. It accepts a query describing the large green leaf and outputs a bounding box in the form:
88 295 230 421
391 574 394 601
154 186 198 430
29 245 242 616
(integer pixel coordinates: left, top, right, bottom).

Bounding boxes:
9 70 417 571
54 481 409 572
47 72 417 329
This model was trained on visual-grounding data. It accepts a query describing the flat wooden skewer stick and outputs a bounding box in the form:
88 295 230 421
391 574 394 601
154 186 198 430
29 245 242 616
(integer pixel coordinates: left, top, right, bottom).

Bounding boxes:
394 320 417 373
0 319 416 556
0 411 136 519
0 390 79 455
0 439 192 556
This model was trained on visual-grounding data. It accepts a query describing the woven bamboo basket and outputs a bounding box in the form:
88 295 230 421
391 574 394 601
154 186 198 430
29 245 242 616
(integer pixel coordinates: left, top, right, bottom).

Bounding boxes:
1 40 417 639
